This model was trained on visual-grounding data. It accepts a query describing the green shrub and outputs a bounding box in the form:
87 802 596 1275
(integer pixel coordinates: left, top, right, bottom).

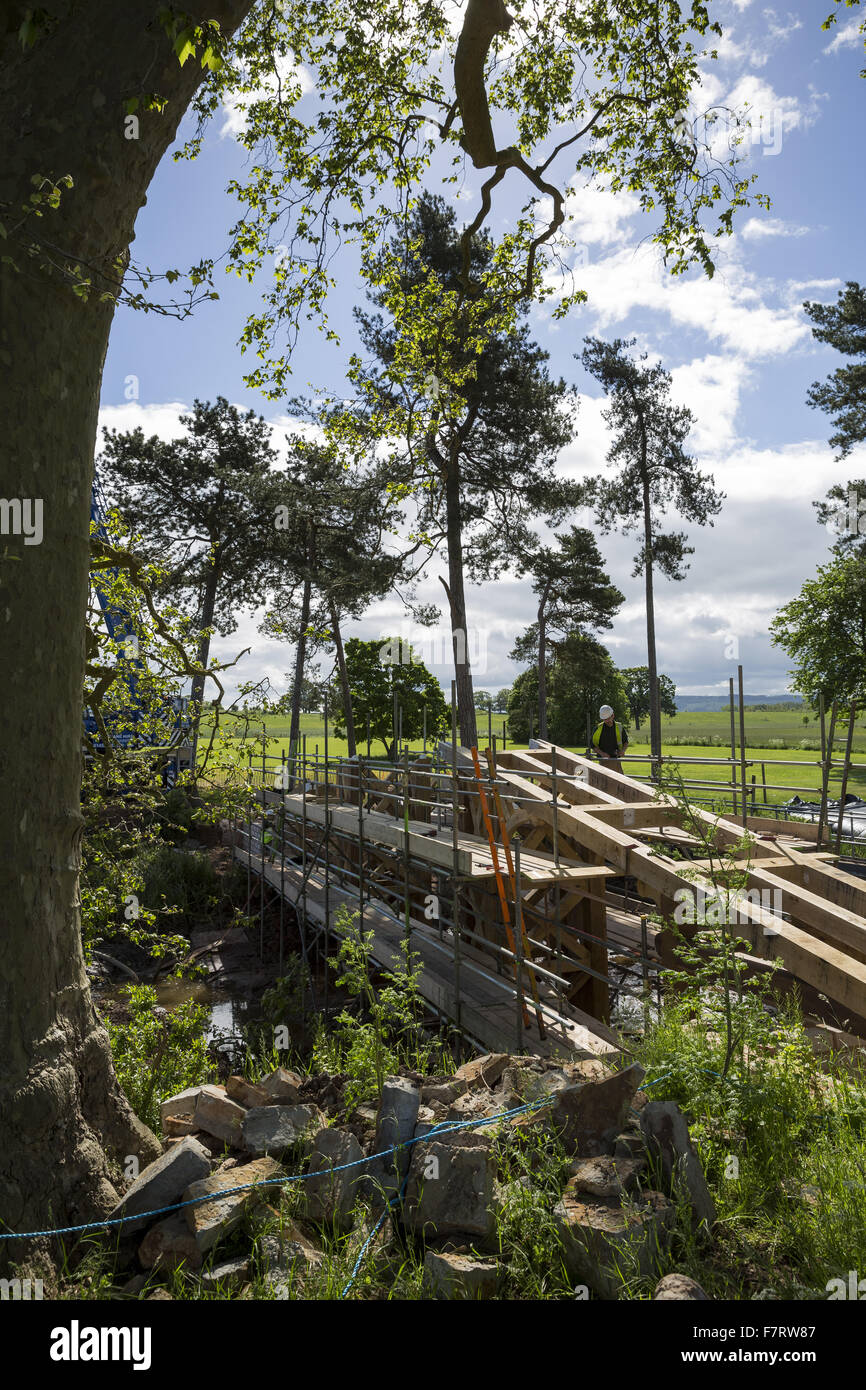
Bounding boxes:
107 984 214 1131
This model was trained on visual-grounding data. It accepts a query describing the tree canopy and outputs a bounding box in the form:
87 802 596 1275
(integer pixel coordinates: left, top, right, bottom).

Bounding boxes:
804 281 866 460
770 551 866 704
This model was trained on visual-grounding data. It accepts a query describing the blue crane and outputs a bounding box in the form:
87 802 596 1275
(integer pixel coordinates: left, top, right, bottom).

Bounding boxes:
85 474 191 777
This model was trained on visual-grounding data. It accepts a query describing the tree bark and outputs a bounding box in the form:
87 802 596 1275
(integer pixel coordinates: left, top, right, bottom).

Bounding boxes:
329 599 356 758
641 472 663 777
190 542 222 726
287 576 312 788
537 584 551 741
443 454 478 747
0 0 255 1268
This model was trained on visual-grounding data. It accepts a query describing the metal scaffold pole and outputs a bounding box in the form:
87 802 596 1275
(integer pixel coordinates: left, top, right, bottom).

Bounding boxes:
737 665 748 830
728 677 737 817
514 835 524 1055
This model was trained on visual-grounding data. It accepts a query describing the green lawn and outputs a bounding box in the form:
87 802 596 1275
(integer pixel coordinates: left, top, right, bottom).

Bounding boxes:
202 707 866 811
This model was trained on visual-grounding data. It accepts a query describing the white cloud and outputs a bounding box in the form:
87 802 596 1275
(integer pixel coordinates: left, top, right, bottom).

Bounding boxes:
670 355 753 455
823 17 865 54
562 241 809 359
563 184 642 249
220 59 314 138
740 216 810 239
98 400 190 443
763 8 803 41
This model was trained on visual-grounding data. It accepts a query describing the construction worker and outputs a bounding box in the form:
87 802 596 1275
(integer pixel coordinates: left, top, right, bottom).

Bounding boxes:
592 704 629 775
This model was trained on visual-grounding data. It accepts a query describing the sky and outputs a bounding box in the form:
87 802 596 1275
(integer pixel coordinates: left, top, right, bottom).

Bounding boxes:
99 0 866 704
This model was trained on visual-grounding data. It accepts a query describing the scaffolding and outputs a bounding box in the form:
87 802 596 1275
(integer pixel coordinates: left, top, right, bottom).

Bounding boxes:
223 686 866 1059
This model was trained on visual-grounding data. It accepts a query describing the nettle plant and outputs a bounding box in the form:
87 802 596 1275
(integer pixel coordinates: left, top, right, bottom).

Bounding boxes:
315 906 438 1108
650 765 783 1080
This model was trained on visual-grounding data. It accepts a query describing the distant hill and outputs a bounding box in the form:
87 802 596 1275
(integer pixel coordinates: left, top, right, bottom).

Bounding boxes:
674 694 803 712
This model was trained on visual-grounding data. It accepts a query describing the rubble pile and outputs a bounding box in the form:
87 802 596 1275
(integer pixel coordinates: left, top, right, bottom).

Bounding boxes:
107 1055 715 1300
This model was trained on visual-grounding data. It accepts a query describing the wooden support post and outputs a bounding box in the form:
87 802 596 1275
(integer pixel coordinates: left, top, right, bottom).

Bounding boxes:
729 677 737 818
818 700 838 848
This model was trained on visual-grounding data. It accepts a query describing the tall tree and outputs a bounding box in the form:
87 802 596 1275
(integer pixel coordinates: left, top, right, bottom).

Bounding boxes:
508 633 628 746
265 440 411 767
620 666 677 731
329 638 450 758
770 552 866 704
580 337 724 774
99 397 281 730
512 525 624 739
0 0 769 1252
0 1 257 1259
804 281 866 459
355 193 579 747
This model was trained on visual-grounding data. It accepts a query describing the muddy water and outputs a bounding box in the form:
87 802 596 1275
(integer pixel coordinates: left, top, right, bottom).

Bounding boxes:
103 976 252 1056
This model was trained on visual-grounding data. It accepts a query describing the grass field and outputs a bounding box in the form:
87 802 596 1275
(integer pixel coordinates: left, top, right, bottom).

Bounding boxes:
204 707 866 810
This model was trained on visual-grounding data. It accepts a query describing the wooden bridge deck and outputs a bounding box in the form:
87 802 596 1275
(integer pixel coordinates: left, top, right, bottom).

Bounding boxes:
234 845 623 1063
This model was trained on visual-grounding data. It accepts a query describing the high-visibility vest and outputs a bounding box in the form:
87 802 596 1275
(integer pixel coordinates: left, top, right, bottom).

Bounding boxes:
592 721 627 752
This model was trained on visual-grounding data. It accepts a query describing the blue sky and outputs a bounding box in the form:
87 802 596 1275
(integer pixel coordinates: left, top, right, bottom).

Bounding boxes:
99 0 866 703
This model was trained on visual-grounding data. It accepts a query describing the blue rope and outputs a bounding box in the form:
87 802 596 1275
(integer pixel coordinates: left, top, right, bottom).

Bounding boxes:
0 1098 554 1243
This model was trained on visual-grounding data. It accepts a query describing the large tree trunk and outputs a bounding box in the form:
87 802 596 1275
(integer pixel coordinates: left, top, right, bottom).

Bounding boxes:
0 0 255 1270
329 600 356 758
641 474 662 778
287 577 312 787
443 455 477 747
537 587 550 742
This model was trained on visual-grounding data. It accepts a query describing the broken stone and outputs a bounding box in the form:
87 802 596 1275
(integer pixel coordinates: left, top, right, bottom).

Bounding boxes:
654 1273 710 1300
414 1105 436 1137
455 1053 509 1090
613 1130 646 1159
554 1179 675 1299
304 1127 365 1232
138 1212 202 1272
160 1086 207 1129
242 1104 323 1158
420 1080 466 1105
446 1089 499 1124
260 1067 303 1104
423 1249 500 1300
107 1136 211 1237
639 1101 716 1231
184 1156 282 1253
226 1075 274 1109
162 1114 198 1139
193 1085 247 1148
551 1064 645 1156
403 1132 497 1240
365 1077 420 1203
258 1223 322 1274
259 1226 324 1296
569 1154 645 1198
117 1274 148 1299
202 1256 251 1291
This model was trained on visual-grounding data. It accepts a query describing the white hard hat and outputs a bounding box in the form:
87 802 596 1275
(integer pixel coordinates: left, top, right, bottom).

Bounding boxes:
599 704 614 719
